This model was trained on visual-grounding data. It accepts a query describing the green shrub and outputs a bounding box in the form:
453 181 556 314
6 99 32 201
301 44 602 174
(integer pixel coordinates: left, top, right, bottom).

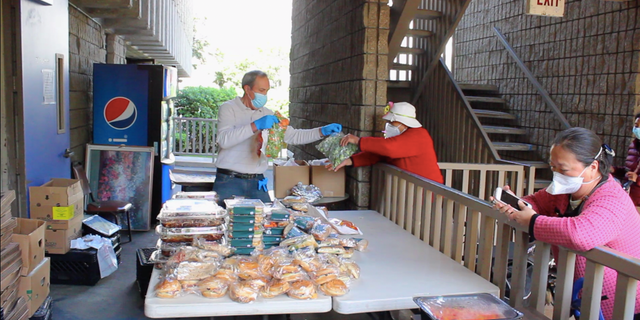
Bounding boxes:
174 86 237 119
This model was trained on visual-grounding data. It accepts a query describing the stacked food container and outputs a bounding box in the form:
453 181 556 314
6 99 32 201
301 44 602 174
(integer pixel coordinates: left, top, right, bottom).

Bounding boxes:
154 197 227 259
224 199 268 255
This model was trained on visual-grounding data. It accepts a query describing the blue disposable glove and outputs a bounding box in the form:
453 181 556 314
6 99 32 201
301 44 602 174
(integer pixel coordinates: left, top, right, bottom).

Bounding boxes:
258 178 268 192
321 123 342 136
253 115 280 130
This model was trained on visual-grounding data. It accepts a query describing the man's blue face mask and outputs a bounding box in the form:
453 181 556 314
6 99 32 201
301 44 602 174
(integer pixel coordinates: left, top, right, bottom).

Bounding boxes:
252 92 268 108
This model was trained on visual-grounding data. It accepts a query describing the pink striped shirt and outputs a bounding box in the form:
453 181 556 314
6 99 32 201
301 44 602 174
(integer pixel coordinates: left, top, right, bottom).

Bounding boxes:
524 176 640 320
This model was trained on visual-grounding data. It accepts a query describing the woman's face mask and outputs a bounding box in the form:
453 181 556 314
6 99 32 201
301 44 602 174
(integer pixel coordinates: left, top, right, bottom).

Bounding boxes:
633 127 640 140
384 123 403 138
546 145 602 195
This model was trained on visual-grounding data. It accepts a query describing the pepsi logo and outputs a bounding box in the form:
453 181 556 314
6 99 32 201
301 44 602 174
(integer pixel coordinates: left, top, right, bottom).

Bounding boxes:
104 97 137 130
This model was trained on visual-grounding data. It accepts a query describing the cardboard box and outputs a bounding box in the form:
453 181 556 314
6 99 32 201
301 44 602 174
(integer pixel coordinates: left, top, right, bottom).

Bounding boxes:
12 218 46 276
44 219 82 254
19 257 50 318
30 199 84 230
273 160 310 199
310 165 346 197
29 178 83 207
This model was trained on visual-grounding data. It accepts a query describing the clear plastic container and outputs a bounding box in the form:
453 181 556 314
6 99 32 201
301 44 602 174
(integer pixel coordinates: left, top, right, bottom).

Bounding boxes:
224 199 265 216
161 199 227 218
172 191 219 202
156 225 227 243
82 215 122 236
413 293 523 320
157 238 227 257
157 214 227 228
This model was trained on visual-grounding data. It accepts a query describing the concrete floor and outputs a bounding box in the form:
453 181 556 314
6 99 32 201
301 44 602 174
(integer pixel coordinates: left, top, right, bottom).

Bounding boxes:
49 164 375 320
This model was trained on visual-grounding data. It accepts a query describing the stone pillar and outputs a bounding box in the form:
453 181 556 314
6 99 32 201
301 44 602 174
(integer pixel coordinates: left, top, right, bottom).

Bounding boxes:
106 34 127 64
289 1 389 209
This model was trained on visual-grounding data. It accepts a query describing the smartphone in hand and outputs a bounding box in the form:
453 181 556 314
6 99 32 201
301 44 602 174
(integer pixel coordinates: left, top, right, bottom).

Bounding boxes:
494 187 532 209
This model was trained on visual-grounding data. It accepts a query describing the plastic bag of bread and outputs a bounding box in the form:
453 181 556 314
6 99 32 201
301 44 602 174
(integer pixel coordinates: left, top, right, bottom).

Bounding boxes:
266 111 289 159
319 278 349 297
355 239 369 251
229 281 260 303
261 279 291 298
315 132 359 168
293 216 316 231
192 237 233 257
338 237 358 248
236 256 261 280
245 277 269 290
318 237 341 247
310 222 332 241
317 246 347 255
197 276 229 298
281 196 305 206
284 225 307 239
310 265 340 286
272 259 305 282
213 268 238 283
280 234 318 250
155 277 182 298
341 259 360 279
292 247 322 273
172 261 218 281
287 279 318 300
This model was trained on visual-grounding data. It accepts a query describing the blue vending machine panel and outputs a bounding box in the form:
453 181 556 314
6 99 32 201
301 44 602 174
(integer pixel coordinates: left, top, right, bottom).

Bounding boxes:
93 64 149 146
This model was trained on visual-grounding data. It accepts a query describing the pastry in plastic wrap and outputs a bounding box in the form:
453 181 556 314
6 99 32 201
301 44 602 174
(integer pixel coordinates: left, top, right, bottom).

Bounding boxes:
311 265 340 285
315 132 359 168
197 276 229 298
155 278 181 298
192 238 233 257
266 111 289 158
213 269 238 283
317 246 346 255
280 234 318 250
272 262 304 282
246 277 269 290
342 260 360 279
342 248 355 258
180 279 201 293
229 281 259 303
319 279 348 296
287 280 317 300
355 239 369 251
237 260 261 280
173 261 218 281
261 279 291 298
310 222 332 241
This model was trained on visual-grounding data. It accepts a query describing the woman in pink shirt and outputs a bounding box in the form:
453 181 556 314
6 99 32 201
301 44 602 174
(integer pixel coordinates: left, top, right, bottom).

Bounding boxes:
493 127 640 320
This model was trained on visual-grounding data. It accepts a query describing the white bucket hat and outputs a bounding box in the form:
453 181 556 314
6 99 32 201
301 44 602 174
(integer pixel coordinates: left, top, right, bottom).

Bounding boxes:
382 102 421 128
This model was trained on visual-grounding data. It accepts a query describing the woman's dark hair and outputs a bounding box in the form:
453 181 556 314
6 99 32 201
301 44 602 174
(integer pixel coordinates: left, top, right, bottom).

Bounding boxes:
635 113 640 120
553 127 612 177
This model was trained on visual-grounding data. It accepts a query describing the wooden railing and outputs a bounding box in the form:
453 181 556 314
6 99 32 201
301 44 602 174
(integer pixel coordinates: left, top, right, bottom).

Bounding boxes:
173 117 218 158
371 162 640 319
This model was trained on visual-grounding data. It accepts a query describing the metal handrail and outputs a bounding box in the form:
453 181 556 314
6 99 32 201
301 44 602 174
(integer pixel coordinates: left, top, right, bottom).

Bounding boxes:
173 116 218 158
493 27 571 130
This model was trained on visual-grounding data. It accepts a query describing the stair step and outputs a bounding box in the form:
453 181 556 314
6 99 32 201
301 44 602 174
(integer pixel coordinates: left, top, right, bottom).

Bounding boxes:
466 96 507 104
493 142 535 151
398 47 424 54
458 83 499 92
405 29 434 38
483 126 527 135
391 63 416 70
414 9 443 19
473 109 516 120
387 81 411 88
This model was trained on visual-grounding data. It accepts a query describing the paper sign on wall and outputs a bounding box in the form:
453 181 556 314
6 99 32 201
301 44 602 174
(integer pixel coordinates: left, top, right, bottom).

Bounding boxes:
42 69 55 104
525 0 565 17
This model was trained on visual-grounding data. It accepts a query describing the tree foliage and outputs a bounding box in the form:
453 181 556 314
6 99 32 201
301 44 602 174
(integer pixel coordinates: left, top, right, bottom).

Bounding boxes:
174 86 237 119
191 17 210 70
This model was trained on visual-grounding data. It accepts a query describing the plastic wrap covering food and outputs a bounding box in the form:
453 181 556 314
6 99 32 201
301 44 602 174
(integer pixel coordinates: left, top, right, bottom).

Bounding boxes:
261 279 291 298
317 246 346 255
310 222 332 241
158 214 227 228
192 237 233 257
82 215 121 236
155 277 182 298
173 191 219 202
290 182 323 203
157 240 190 257
284 225 306 238
236 257 262 280
280 234 318 250
315 132 359 168
414 293 524 320
287 279 317 300
266 111 289 159
197 276 229 298
156 225 226 243
272 261 305 282
229 281 260 303
267 209 291 222
224 199 265 216
341 259 360 279
319 279 349 296
293 216 316 232
162 199 227 218
281 196 306 207
309 265 340 285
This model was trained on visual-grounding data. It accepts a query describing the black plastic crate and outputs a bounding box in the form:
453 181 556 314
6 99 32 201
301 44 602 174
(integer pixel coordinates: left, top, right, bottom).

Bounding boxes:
29 295 52 320
136 248 156 298
48 248 101 286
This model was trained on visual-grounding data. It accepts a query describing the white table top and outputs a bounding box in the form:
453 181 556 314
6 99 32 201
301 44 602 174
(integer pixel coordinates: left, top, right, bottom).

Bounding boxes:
330 210 499 314
145 268 332 318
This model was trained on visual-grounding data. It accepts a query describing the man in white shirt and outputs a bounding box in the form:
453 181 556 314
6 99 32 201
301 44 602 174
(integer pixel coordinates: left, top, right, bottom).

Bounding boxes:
213 70 342 205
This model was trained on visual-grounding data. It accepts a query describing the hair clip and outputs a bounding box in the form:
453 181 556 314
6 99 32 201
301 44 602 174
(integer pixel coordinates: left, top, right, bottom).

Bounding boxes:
602 144 615 157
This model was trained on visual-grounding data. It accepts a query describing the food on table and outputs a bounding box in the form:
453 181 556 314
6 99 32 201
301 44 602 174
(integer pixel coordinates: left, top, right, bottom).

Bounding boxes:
287 279 317 300
229 281 259 303
343 260 360 279
311 265 340 285
315 132 359 168
319 279 348 296
237 260 261 280
197 276 229 298
155 278 181 298
317 246 347 255
261 279 291 298
310 222 332 241
245 277 269 290
213 269 238 283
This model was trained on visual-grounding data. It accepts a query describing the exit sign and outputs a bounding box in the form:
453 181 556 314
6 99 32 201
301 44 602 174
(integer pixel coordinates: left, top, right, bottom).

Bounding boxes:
526 0 565 17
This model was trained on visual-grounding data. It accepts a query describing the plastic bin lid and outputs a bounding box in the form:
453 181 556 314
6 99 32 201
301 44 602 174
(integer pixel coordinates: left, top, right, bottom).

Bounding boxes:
414 293 523 320
223 199 265 208
155 224 226 236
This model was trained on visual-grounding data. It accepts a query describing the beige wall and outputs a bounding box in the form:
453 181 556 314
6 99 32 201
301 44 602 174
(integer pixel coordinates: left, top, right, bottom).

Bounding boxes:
454 0 640 164
68 5 126 165
289 0 389 209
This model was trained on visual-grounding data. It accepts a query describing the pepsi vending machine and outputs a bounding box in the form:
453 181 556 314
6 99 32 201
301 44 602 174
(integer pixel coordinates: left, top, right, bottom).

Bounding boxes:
93 64 178 219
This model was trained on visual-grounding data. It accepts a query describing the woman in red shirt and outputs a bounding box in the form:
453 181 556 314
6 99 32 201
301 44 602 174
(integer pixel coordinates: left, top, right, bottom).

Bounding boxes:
330 102 443 184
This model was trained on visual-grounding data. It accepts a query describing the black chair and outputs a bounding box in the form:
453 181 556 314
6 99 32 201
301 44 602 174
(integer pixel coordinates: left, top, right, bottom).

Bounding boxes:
72 164 133 243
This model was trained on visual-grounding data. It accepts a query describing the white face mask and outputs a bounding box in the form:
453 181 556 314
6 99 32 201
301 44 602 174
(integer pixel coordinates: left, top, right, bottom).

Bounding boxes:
546 165 600 195
384 123 403 139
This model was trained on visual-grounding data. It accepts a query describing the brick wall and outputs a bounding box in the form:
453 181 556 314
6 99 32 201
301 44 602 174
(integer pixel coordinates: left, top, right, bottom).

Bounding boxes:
289 0 389 209
68 6 126 164
454 0 640 165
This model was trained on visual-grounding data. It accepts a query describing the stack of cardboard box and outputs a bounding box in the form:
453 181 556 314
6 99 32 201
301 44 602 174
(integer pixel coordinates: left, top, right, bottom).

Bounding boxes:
273 161 346 199
29 179 84 255
14 218 49 318
1 190 29 320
